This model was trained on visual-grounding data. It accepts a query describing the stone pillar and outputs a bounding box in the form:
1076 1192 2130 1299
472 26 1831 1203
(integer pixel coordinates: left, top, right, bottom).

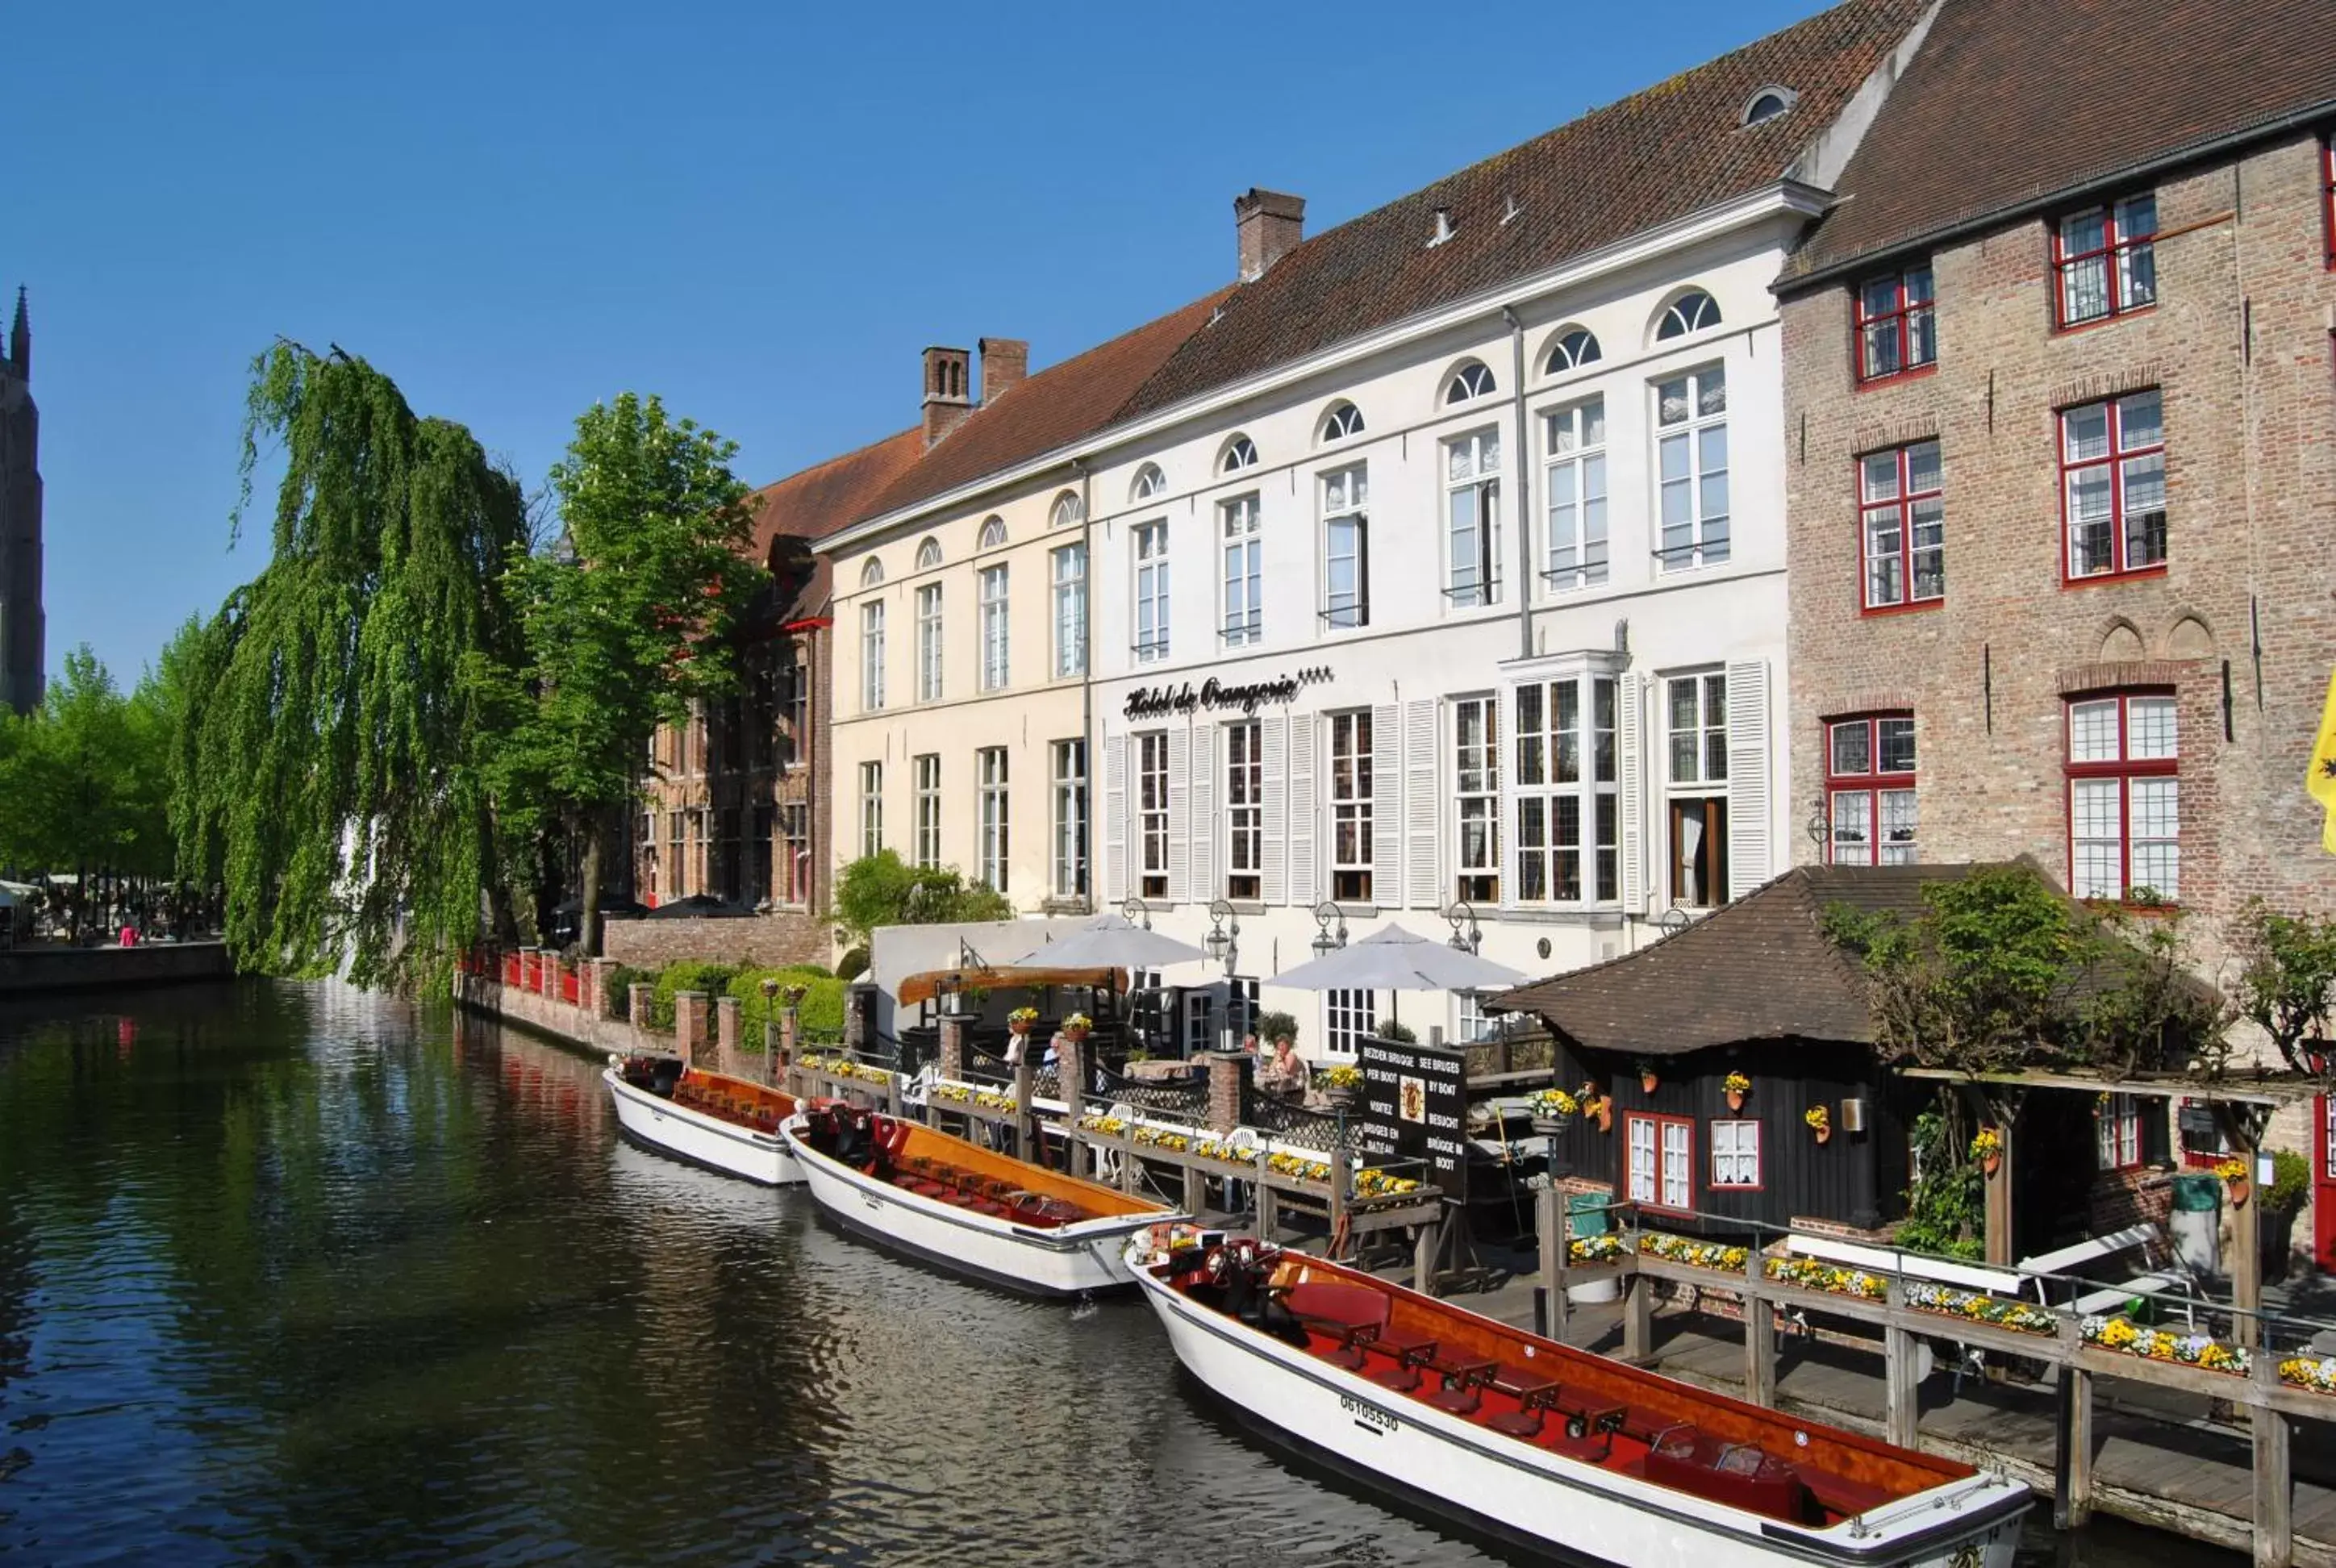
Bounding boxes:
715 996 743 1077
940 1016 967 1082
771 1007 795 1087
845 990 867 1055
1205 1051 1247 1132
674 990 709 1065
590 959 621 1020
628 983 655 1049
543 953 565 1004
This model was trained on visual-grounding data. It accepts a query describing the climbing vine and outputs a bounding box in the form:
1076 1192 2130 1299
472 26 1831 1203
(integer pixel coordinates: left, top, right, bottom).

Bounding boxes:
1894 1106 1984 1260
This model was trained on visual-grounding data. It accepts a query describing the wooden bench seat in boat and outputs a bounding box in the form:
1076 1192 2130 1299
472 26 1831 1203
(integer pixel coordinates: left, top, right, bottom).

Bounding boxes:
1642 1431 1812 1523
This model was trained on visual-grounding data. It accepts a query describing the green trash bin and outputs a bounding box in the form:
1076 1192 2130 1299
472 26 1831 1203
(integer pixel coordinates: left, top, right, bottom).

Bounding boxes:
2168 1173 2221 1278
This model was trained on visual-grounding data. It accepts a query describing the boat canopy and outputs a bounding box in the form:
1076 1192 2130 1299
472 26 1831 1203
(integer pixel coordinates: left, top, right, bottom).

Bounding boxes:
895 965 1126 1007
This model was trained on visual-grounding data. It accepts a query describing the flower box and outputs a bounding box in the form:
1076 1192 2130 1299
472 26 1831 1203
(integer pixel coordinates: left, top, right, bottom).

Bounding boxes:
1763 1256 1888 1299
1640 1232 1750 1273
2080 1315 2250 1376
1903 1283 2059 1336
2278 1357 2336 1395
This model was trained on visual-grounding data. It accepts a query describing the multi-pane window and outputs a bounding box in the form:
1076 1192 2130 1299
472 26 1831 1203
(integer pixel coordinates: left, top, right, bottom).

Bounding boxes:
2055 194 2157 327
1321 401 1366 440
1854 264 1936 381
1860 440 1945 609
1321 465 1370 630
913 753 941 868
1221 494 1262 646
857 761 883 858
1547 327 1601 373
783 644 809 769
779 803 810 906
1328 711 1374 902
667 811 684 897
1444 428 1502 608
977 747 1008 892
1626 1115 1693 1210
1051 544 1087 679
1667 673 1729 907
1543 398 1608 592
859 601 886 711
1445 362 1496 403
1137 732 1170 899
1711 1120 1760 1189
1325 989 1376 1057
1454 696 1499 903
2097 1094 2142 1171
2067 691 2179 903
1225 721 1262 900
1133 521 1170 663
2062 390 2166 580
1656 290 1721 340
1826 715 1917 865
978 565 1009 690
1221 435 1259 473
1656 365 1729 570
1051 740 1087 899
1513 676 1619 904
916 583 944 702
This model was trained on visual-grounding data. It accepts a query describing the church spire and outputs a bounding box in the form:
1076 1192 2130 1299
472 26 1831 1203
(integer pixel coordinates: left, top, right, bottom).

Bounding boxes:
7 288 25 384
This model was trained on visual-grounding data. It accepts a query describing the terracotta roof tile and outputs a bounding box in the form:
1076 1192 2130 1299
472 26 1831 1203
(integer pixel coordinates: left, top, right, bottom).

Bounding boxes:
1781 0 2336 286
740 427 922 626
1117 0 1928 419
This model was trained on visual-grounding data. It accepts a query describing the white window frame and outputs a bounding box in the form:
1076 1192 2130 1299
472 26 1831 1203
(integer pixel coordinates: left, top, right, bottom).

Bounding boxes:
1512 673 1620 905
1454 695 1499 903
1051 739 1087 899
978 564 1010 690
859 600 886 711
1444 426 1503 609
1543 395 1608 594
1051 543 1087 680
1220 493 1262 647
857 761 883 858
1137 731 1170 898
2067 691 2179 903
977 746 1008 892
1226 719 1262 900
1711 1120 1761 1189
1329 709 1374 903
913 753 941 869
1655 363 1729 571
1133 520 1170 664
1321 464 1369 630
2096 1094 2142 1171
1666 671 1729 908
1325 988 1376 1057
915 582 944 703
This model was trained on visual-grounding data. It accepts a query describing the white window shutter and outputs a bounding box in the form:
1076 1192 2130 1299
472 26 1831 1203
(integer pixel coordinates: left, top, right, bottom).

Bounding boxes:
1404 699 1439 907
1103 735 1128 903
1167 725 1190 903
1371 703 1401 903
1619 673 1645 915
1726 659 1772 900
1191 724 1217 902
1262 715 1287 904
1290 712 1318 906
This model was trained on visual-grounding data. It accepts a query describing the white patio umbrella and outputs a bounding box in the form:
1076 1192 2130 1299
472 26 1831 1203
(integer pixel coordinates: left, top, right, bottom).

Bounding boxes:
1266 923 1525 1025
1003 914 1207 970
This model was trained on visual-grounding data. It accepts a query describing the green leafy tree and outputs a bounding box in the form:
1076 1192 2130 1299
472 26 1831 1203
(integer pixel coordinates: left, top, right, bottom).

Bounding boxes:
173 343 529 987
2228 899 2336 1074
831 850 1013 952
483 393 756 957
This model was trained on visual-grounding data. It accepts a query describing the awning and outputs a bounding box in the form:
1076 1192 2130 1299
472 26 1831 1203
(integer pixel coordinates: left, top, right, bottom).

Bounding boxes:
895 965 1128 1007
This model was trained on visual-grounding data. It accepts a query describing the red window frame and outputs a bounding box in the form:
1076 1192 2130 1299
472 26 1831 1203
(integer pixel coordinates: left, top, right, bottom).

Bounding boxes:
2096 1094 2142 1171
1625 1112 1696 1212
2064 690 2179 906
2053 194 2158 328
1857 440 1944 611
2059 391 2167 584
1825 713 1917 865
1853 263 1935 383
1708 1118 1763 1190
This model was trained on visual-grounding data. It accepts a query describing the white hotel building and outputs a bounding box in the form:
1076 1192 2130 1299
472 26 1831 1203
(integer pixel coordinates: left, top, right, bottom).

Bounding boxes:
820 0 1937 1056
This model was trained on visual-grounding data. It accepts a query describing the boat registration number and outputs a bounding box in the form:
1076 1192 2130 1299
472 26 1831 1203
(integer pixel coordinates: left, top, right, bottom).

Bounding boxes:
1341 1395 1398 1434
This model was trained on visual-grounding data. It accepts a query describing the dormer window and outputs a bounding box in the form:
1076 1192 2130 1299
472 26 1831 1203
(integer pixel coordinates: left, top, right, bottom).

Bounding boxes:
914 536 943 570
1742 86 1798 126
1656 290 1721 341
1128 465 1164 503
859 557 885 588
2054 194 2157 328
1220 435 1259 473
1546 327 1602 374
1445 361 1496 404
978 515 1008 549
1320 401 1366 442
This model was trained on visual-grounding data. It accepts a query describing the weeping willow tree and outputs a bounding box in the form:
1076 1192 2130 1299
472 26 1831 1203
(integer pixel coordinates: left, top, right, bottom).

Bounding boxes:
172 343 529 988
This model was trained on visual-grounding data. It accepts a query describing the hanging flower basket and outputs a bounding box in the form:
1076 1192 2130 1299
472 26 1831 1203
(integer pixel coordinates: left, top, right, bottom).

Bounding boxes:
1007 1007 1041 1037
2215 1157 2249 1207
1528 1088 1577 1136
1971 1128 2004 1178
1804 1105 1830 1145
1723 1071 1750 1112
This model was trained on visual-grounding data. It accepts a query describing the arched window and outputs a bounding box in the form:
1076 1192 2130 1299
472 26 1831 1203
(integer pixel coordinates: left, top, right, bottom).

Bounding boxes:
1444 361 1496 403
1656 290 1722 341
978 515 1007 549
859 557 885 588
1128 465 1164 503
1220 434 1259 473
914 536 943 570
1742 86 1798 126
1320 401 1366 442
1546 327 1602 373
1050 490 1084 528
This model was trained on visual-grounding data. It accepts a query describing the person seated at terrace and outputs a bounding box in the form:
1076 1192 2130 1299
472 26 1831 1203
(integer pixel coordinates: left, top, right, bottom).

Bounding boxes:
1256 1034 1308 1099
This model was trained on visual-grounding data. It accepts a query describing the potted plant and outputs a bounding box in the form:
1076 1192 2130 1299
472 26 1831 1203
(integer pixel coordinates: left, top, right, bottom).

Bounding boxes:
1319 1063 1365 1109
2263 1149 2309 1282
1970 1126 2004 1177
1722 1070 1751 1112
2215 1155 2251 1208
1255 1011 1299 1051
1378 1020 1418 1044
1062 1011 1092 1042
1636 1057 1660 1095
1529 1086 1579 1136
1805 1104 1831 1145
1007 1006 1041 1038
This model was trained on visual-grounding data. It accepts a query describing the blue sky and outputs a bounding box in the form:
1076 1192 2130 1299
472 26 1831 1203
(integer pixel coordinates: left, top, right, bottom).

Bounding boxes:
15 0 1827 682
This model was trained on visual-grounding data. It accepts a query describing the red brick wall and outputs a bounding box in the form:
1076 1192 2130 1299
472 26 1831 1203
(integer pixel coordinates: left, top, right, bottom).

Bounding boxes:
603 912 833 971
1783 134 2336 1003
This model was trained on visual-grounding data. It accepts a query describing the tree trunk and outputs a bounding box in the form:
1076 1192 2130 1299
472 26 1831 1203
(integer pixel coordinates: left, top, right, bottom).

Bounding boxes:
580 818 605 959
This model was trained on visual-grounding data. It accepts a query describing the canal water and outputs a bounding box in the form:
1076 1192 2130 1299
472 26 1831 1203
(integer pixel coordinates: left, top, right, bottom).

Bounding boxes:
0 982 2238 1566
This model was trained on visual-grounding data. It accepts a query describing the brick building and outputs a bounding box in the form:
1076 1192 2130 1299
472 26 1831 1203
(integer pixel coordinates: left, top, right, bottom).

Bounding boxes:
1775 0 2336 1251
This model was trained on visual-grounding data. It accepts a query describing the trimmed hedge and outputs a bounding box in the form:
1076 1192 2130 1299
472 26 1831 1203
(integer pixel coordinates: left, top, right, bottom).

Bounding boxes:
727 965 845 1046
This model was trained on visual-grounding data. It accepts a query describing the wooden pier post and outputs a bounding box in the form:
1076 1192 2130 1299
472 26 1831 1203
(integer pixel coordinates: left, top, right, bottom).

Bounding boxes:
1413 1209 1441 1299
1012 1061 1036 1162
1258 1181 1279 1243
1622 1270 1654 1362
1057 1038 1087 1178
2254 1347 2293 1568
1744 1246 1775 1408
1883 1280 1920 1449
2056 1364 2095 1528
1537 1182 1571 1341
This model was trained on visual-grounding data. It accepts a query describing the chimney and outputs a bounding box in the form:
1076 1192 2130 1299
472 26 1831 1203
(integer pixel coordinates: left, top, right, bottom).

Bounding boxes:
1233 188 1306 281
921 345 973 448
978 337 1028 405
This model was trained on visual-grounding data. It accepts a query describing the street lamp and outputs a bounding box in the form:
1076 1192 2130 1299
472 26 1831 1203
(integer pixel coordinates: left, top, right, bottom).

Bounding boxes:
1312 900 1349 958
1806 795 1830 855
1444 899 1481 954
1654 902 1691 941
1121 895 1152 931
1203 897 1239 968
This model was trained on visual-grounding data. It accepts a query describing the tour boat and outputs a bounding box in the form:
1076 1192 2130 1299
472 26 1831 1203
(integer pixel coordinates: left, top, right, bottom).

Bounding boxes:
603 1055 803 1186
782 1102 1178 1295
1128 1228 2028 1568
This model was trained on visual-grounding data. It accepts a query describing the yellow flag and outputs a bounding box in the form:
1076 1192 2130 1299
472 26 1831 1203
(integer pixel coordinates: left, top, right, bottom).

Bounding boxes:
2313 668 2336 853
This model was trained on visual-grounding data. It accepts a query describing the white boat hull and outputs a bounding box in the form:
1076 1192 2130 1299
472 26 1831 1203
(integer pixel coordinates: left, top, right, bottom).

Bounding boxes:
603 1068 802 1186
1131 1258 2027 1568
783 1120 1166 1296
